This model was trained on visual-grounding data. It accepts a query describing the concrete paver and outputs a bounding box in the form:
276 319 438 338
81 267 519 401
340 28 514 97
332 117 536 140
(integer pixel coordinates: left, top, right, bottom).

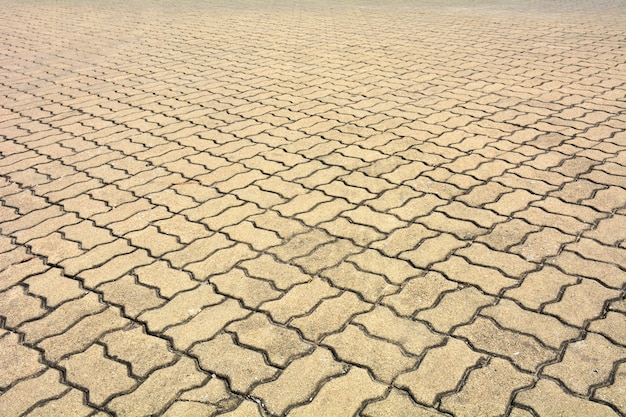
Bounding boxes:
1 0 625 416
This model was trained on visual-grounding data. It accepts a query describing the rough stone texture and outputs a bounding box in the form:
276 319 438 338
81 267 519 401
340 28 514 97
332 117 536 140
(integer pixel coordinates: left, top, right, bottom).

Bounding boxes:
0 0 625 415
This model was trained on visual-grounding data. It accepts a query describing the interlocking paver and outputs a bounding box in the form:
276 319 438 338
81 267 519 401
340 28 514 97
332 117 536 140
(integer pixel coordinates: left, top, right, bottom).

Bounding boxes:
1 1 625 415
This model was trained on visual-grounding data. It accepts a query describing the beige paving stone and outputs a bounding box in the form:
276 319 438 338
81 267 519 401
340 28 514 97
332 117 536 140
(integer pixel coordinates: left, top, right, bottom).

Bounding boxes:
78 249 153 288
320 262 397 303
505 265 579 310
107 356 207 417
185 243 258 279
259 278 339 324
417 286 494 333
396 337 486 406
383 271 458 317
400 233 468 269
0 253 47 292
134 261 196 299
251 347 346 415
588 311 626 345
0 332 45 389
222 220 282 251
239 254 310 290
191 333 278 393
342 205 406 233
24 389 95 417
323 324 416 383
543 333 626 396
476 219 542 251
165 298 250 350
60 344 137 406
566 238 626 269
362 388 449 417
162 233 232 268
268 229 334 262
543 278 621 327
211 268 281 309
288 366 386 417
227 313 312 367
440 357 534 417
38 306 129 363
510 227 576 262
455 316 556 372
98 275 165 318
18 292 104 344
433 256 518 295
293 238 361 274
371 223 437 257
516 378 620 417
0 368 68 417
482 299 579 349
0 285 46 327
594 362 626 415
550 251 626 288
101 326 177 378
456 243 537 277
290 291 371 342
59 238 134 276
138 285 224 333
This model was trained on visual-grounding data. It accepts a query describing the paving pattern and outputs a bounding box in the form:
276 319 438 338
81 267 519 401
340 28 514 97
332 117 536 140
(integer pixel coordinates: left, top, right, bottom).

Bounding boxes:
1 0 625 416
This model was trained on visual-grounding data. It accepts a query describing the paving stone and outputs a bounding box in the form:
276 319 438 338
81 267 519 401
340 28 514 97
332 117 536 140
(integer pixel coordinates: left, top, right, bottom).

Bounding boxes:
323 324 416 383
18 292 104 344
60 344 137 406
0 332 45 389
371 223 437 257
239 254 310 290
456 243 537 278
191 333 278 393
440 357 534 417
259 278 339 324
185 243 258 280
292 238 362 274
288 366 386 417
543 333 626 396
362 388 449 417
38 306 129 363
588 311 626 345
0 285 47 327
98 275 165 318
454 316 556 372
594 362 626 415
396 337 486 406
417 286 494 333
211 268 281 309
0 254 47 292
138 284 224 333
107 356 207 417
543 278 621 327
101 326 177 378
251 347 345 415
0 368 68 417
78 249 153 288
320 262 397 303
269 229 334 262
227 313 312 367
550 251 626 289
505 265 578 310
433 255 518 295
162 233 232 268
516 378 620 417
24 389 95 417
134 261 196 299
290 291 371 342
382 271 458 317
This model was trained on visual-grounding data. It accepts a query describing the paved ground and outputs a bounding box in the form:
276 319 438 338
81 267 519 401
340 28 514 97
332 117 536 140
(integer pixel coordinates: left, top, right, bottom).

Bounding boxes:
0 0 625 416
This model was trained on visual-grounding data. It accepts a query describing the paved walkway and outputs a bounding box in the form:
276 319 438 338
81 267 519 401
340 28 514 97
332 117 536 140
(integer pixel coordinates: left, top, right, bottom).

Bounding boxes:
1 1 625 416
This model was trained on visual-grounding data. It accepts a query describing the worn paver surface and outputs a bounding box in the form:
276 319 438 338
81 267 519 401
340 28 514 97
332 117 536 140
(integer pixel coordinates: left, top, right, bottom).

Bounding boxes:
1 0 625 416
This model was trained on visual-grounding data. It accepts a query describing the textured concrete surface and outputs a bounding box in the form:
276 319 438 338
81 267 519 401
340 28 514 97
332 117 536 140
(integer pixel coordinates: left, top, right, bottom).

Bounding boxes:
0 0 625 416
